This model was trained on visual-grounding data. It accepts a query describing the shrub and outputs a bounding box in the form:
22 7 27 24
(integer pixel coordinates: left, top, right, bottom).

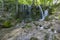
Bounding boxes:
45 16 50 21
49 8 55 15
2 20 12 28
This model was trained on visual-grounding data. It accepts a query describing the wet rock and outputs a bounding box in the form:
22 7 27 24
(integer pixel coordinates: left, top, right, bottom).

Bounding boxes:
51 28 55 32
44 26 50 29
48 29 51 32
0 24 3 28
55 20 60 24
37 25 44 30
57 29 60 33
44 33 49 40
55 17 59 20
39 25 42 27
33 21 39 26
43 22 52 29
54 30 57 33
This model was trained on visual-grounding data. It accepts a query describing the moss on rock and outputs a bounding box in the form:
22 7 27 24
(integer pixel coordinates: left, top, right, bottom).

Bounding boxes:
30 37 38 40
2 20 12 28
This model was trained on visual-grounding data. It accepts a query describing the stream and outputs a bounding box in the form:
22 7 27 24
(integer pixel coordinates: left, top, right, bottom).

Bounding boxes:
18 5 57 40
39 5 49 21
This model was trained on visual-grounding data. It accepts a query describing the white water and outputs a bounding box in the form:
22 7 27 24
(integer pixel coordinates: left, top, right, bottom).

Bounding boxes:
54 30 57 34
37 26 44 30
44 9 49 17
39 6 44 21
48 29 57 40
28 5 57 40
39 5 49 21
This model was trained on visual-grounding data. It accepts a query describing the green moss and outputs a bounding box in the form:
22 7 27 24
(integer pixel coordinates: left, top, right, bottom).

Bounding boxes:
2 21 12 28
25 25 32 28
30 37 38 40
22 24 32 28
45 16 50 21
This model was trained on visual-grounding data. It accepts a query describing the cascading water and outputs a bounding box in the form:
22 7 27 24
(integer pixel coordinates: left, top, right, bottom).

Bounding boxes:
39 5 49 21
44 9 49 16
38 5 56 40
39 5 44 21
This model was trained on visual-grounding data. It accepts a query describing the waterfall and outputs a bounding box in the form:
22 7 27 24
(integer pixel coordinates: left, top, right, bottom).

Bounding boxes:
44 9 49 17
39 5 49 21
20 5 49 21
28 5 31 18
39 5 44 21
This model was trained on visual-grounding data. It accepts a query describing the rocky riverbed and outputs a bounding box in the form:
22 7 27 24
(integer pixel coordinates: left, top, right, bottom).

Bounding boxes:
0 19 60 40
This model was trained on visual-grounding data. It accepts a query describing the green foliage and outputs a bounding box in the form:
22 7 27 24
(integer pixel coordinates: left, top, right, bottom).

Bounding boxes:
0 0 59 22
2 20 12 28
49 7 55 15
31 6 40 21
45 16 50 21
18 0 32 5
30 37 38 40
18 0 53 6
